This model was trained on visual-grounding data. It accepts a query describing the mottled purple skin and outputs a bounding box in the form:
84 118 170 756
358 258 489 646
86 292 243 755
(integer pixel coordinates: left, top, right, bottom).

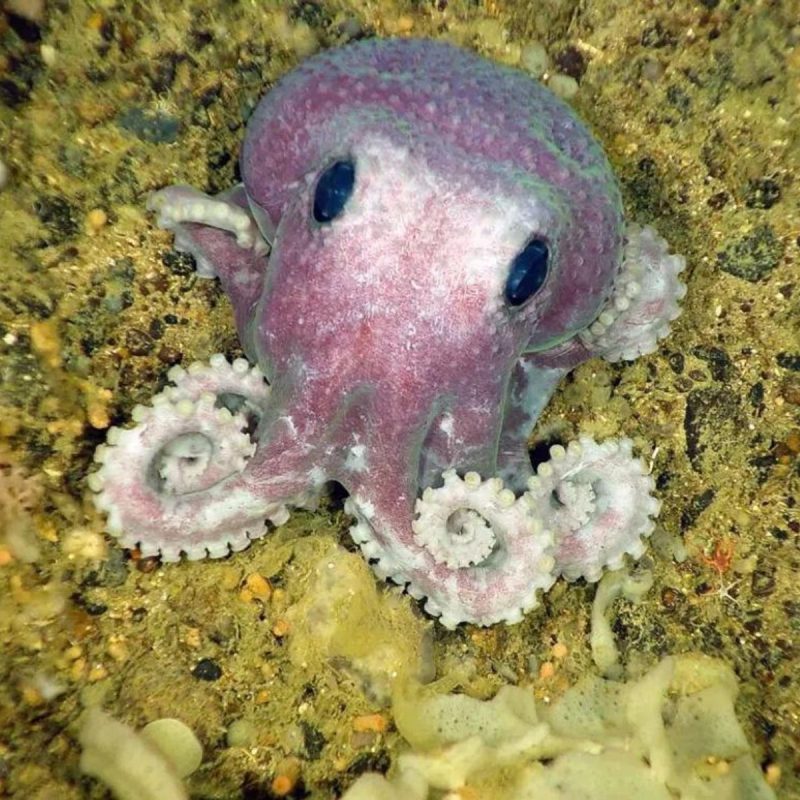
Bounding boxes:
107 38 647 624
210 39 622 613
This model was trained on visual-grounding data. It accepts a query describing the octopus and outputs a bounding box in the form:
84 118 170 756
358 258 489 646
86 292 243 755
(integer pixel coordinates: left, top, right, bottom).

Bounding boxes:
89 38 686 627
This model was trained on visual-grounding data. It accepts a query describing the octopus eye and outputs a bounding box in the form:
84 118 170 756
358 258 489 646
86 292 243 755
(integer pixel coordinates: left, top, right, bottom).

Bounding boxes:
504 239 549 306
313 160 355 222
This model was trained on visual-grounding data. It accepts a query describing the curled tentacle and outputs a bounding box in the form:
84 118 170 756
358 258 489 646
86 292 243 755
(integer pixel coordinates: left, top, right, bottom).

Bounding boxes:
527 435 660 582
89 363 292 561
152 407 253 497
347 471 557 629
148 185 269 266
413 470 519 569
580 223 686 362
161 353 271 433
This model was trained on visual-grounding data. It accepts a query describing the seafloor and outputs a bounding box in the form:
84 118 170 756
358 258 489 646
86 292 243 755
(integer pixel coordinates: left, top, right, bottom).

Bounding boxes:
0 0 798 798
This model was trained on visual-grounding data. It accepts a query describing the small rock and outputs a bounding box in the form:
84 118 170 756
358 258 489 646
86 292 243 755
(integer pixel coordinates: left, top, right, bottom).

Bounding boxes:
547 73 578 99
717 224 784 282
117 107 181 144
690 346 733 381
140 718 203 778
641 20 676 49
192 658 222 681
157 345 182 366
301 721 326 759
125 328 153 356
707 191 729 210
226 719 257 747
680 488 715 531
667 351 685 374
777 353 800 371
744 177 781 209
751 568 776 598
684 387 745 471
161 249 196 277
40 43 57 67
34 194 80 242
520 42 550 78
779 375 800 405
553 45 587 80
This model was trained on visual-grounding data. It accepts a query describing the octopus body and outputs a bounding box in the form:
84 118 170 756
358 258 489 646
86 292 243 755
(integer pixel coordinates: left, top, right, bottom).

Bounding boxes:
89 39 686 627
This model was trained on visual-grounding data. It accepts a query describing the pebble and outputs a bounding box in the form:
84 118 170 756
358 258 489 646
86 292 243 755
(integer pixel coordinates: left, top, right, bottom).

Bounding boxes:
191 658 222 681
777 353 800 372
62 528 108 560
744 177 781 209
125 328 154 356
751 568 776 598
226 718 257 747
244 572 272 599
117 107 181 144
520 42 550 78
548 73 579 99
551 642 568 660
0 158 8 190
40 43 56 67
271 756 302 797
140 718 203 778
352 713 388 733
716 224 785 282
86 207 108 233
765 762 781 787
157 345 183 366
553 45 587 80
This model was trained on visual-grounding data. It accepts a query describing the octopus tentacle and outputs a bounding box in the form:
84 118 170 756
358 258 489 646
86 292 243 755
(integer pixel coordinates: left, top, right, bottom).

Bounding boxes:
146 186 270 347
87 353 308 561
161 353 271 435
148 185 269 262
496 360 569 491
526 435 660 582
414 470 523 569
89 394 287 561
579 223 686 362
346 472 557 629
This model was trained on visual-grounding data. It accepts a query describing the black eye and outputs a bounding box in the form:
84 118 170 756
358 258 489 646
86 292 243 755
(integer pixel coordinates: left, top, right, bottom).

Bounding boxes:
313 160 355 222
504 239 549 306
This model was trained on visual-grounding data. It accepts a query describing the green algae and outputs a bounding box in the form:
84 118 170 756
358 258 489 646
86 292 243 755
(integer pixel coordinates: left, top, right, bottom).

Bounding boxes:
0 0 798 797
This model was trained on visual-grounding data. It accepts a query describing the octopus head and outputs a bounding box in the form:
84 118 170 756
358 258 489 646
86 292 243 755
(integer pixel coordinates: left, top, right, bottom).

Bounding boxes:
243 119 623 389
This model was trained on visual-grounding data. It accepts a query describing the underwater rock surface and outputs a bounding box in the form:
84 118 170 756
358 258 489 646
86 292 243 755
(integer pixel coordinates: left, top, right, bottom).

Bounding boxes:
0 0 797 797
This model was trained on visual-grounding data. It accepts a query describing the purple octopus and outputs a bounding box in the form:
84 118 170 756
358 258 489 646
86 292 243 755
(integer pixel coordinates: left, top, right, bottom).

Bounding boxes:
89 38 685 627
